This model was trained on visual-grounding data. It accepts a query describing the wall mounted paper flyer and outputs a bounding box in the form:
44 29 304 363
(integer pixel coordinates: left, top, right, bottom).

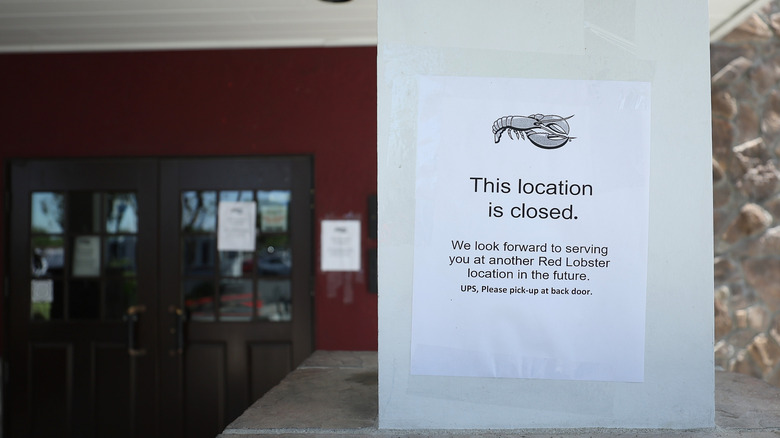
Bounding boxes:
321 219 361 272
218 201 257 251
411 76 651 382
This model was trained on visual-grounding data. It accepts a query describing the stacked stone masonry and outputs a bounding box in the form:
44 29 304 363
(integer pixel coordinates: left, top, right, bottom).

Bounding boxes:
712 0 780 388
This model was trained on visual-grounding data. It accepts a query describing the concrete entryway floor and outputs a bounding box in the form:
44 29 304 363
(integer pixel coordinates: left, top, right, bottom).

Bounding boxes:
219 351 780 437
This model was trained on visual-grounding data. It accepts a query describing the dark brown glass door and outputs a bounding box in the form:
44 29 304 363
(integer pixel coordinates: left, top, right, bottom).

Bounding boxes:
158 157 313 438
7 157 313 438
7 159 160 438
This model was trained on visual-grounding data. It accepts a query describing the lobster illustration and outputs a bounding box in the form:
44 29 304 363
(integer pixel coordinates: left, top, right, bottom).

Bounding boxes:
492 114 575 149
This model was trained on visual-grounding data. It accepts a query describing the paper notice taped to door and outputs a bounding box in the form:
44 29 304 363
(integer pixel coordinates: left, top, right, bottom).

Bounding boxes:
72 235 100 277
218 201 257 251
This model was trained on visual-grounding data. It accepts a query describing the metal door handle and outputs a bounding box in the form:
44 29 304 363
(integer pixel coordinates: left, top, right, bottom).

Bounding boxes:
169 306 184 356
124 305 147 357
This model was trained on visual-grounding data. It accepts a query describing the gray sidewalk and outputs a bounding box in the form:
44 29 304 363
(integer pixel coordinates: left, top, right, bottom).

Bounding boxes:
220 351 780 437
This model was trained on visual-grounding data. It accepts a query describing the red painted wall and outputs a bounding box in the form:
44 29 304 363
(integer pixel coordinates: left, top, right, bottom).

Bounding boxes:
0 47 378 351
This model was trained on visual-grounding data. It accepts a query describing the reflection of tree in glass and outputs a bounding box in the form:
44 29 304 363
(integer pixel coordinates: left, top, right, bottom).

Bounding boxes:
106 193 138 233
181 191 217 232
31 192 65 234
219 190 253 202
106 236 137 274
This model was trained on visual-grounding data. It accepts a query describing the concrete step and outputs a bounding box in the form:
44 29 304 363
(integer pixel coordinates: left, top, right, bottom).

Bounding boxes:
219 351 780 437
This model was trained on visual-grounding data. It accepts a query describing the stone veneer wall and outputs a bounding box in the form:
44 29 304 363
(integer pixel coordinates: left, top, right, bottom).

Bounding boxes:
712 1 780 387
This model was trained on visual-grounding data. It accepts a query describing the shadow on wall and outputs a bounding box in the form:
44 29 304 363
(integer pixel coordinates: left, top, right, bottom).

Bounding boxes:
712 0 780 388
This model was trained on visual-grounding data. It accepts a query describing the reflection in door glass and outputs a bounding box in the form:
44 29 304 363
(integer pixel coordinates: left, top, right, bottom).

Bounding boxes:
105 193 138 233
180 189 294 322
31 192 65 233
183 236 216 275
105 236 137 274
31 236 64 277
219 251 252 277
184 278 216 321
105 276 138 320
219 190 254 202
257 191 290 233
181 191 217 232
31 279 63 321
30 191 140 322
257 236 291 276
219 278 253 321
257 279 291 321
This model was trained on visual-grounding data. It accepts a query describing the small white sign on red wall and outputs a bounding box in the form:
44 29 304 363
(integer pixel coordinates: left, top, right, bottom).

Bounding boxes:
321 219 361 272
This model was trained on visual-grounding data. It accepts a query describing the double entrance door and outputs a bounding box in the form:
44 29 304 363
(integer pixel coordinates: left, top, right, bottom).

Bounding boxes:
6 157 313 438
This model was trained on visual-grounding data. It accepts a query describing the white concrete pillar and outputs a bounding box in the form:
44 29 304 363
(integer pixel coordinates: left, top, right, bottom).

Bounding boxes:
378 0 713 430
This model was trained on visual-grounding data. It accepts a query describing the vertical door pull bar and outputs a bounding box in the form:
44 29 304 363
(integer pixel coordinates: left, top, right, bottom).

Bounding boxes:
169 306 184 356
125 305 147 357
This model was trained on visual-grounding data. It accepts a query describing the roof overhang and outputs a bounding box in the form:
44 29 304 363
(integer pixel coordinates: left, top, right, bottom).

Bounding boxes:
0 0 769 53
710 0 773 41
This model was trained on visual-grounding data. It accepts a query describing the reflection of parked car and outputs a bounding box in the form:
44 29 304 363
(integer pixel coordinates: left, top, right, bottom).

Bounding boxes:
257 253 291 276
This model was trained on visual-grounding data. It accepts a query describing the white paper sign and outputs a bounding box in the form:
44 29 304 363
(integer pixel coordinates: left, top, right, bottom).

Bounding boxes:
321 220 361 272
260 204 288 233
31 279 54 303
411 76 650 382
72 235 100 277
218 201 257 251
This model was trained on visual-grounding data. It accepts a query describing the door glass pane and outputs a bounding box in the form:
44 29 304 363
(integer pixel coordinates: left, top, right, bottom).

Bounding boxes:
69 192 101 233
181 191 217 232
31 235 64 277
184 279 216 321
105 236 137 274
31 279 63 321
257 236 291 276
257 279 291 322
105 193 138 233
30 191 66 322
219 251 252 277
219 190 254 202
31 192 65 233
183 236 216 275
105 276 137 320
219 279 253 321
257 190 290 233
69 279 100 320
